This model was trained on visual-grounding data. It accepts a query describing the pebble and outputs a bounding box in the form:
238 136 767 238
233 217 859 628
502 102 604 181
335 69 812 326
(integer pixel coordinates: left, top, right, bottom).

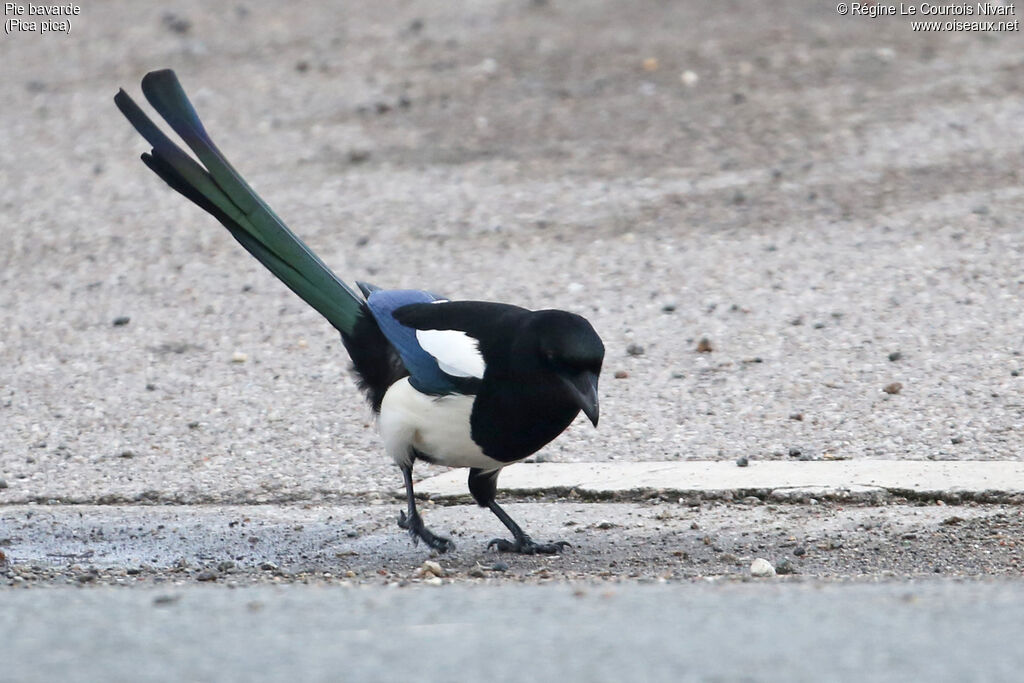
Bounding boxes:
468 566 486 578
883 382 903 395
775 558 796 575
793 547 806 556
153 595 180 606
491 561 509 572
736 456 749 467
680 70 699 87
614 370 629 379
231 351 248 363
749 558 776 577
195 570 218 582
888 351 902 362
420 560 445 578
595 520 616 529
626 343 645 357
696 338 713 353
0 479 8 489
112 316 131 326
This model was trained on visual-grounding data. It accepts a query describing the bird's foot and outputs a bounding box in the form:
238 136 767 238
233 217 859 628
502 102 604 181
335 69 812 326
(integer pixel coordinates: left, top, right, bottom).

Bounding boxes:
398 510 454 553
487 536 571 555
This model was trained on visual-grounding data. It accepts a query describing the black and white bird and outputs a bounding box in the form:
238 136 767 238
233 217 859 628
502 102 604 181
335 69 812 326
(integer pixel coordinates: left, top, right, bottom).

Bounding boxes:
115 70 604 554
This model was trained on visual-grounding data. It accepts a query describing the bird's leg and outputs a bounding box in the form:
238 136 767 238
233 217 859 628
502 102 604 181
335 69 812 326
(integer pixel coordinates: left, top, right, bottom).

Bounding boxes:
468 468 570 555
398 463 454 553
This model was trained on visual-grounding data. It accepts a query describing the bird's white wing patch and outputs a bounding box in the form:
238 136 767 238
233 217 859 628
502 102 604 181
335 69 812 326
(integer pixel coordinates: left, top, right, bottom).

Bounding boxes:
415 329 486 378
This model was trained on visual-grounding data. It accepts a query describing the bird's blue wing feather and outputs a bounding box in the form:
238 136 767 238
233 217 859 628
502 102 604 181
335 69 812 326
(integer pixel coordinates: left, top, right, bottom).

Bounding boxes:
366 289 466 395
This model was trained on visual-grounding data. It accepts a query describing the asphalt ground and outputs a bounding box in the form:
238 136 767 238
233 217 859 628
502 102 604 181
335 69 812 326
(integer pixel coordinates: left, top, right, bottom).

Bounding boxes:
2 3 1024 679
2 1 1024 505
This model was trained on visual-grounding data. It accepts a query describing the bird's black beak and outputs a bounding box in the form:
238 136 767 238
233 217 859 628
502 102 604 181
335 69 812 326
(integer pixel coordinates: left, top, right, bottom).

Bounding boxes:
562 370 600 427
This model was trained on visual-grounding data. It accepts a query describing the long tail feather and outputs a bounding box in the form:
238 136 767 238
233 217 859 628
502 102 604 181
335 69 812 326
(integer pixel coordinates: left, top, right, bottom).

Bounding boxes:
114 70 363 335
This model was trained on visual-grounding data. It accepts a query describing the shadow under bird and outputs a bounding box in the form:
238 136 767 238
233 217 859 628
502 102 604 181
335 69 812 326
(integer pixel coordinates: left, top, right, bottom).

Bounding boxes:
114 69 604 554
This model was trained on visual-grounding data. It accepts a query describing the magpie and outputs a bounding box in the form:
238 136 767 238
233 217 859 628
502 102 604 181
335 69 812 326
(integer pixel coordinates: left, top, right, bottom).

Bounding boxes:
114 70 604 555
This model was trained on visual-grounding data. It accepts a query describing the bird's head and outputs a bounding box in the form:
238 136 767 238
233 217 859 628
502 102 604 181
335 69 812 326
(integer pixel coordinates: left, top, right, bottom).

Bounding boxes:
526 310 604 427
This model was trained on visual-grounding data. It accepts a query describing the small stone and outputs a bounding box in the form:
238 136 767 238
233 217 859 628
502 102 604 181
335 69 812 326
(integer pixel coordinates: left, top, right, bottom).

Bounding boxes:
421 560 445 578
217 561 236 572
736 457 749 467
888 351 902 362
153 594 180 606
883 382 903 395
793 547 806 557
595 520 616 530
0 480 8 489
788 447 802 458
195 570 218 582
468 566 486 578
479 58 498 75
775 558 796 575
642 57 659 72
347 149 371 164
950 436 963 445
626 343 645 357
789 413 804 421
161 12 191 34
259 562 277 571
750 558 776 577
112 316 131 326
424 576 443 586
614 370 629 379
231 351 248 363
119 450 135 459
661 303 677 313
491 561 509 572
76 571 98 583
680 70 699 87
126 567 141 575
696 338 713 353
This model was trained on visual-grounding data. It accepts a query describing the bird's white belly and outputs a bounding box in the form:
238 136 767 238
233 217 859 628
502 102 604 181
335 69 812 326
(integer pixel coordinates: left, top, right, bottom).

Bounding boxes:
378 378 504 470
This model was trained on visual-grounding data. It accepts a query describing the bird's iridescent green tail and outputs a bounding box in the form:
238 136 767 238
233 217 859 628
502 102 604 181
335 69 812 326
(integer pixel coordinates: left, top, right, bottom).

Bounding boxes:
114 69 363 335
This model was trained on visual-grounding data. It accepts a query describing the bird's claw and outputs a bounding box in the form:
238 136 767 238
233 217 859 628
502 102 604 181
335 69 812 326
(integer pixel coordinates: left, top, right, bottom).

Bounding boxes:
398 510 454 553
487 537 571 555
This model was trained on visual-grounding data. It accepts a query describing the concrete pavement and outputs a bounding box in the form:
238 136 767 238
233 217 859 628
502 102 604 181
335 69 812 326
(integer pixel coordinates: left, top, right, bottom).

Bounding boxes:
414 460 1024 503
3 581 1023 683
